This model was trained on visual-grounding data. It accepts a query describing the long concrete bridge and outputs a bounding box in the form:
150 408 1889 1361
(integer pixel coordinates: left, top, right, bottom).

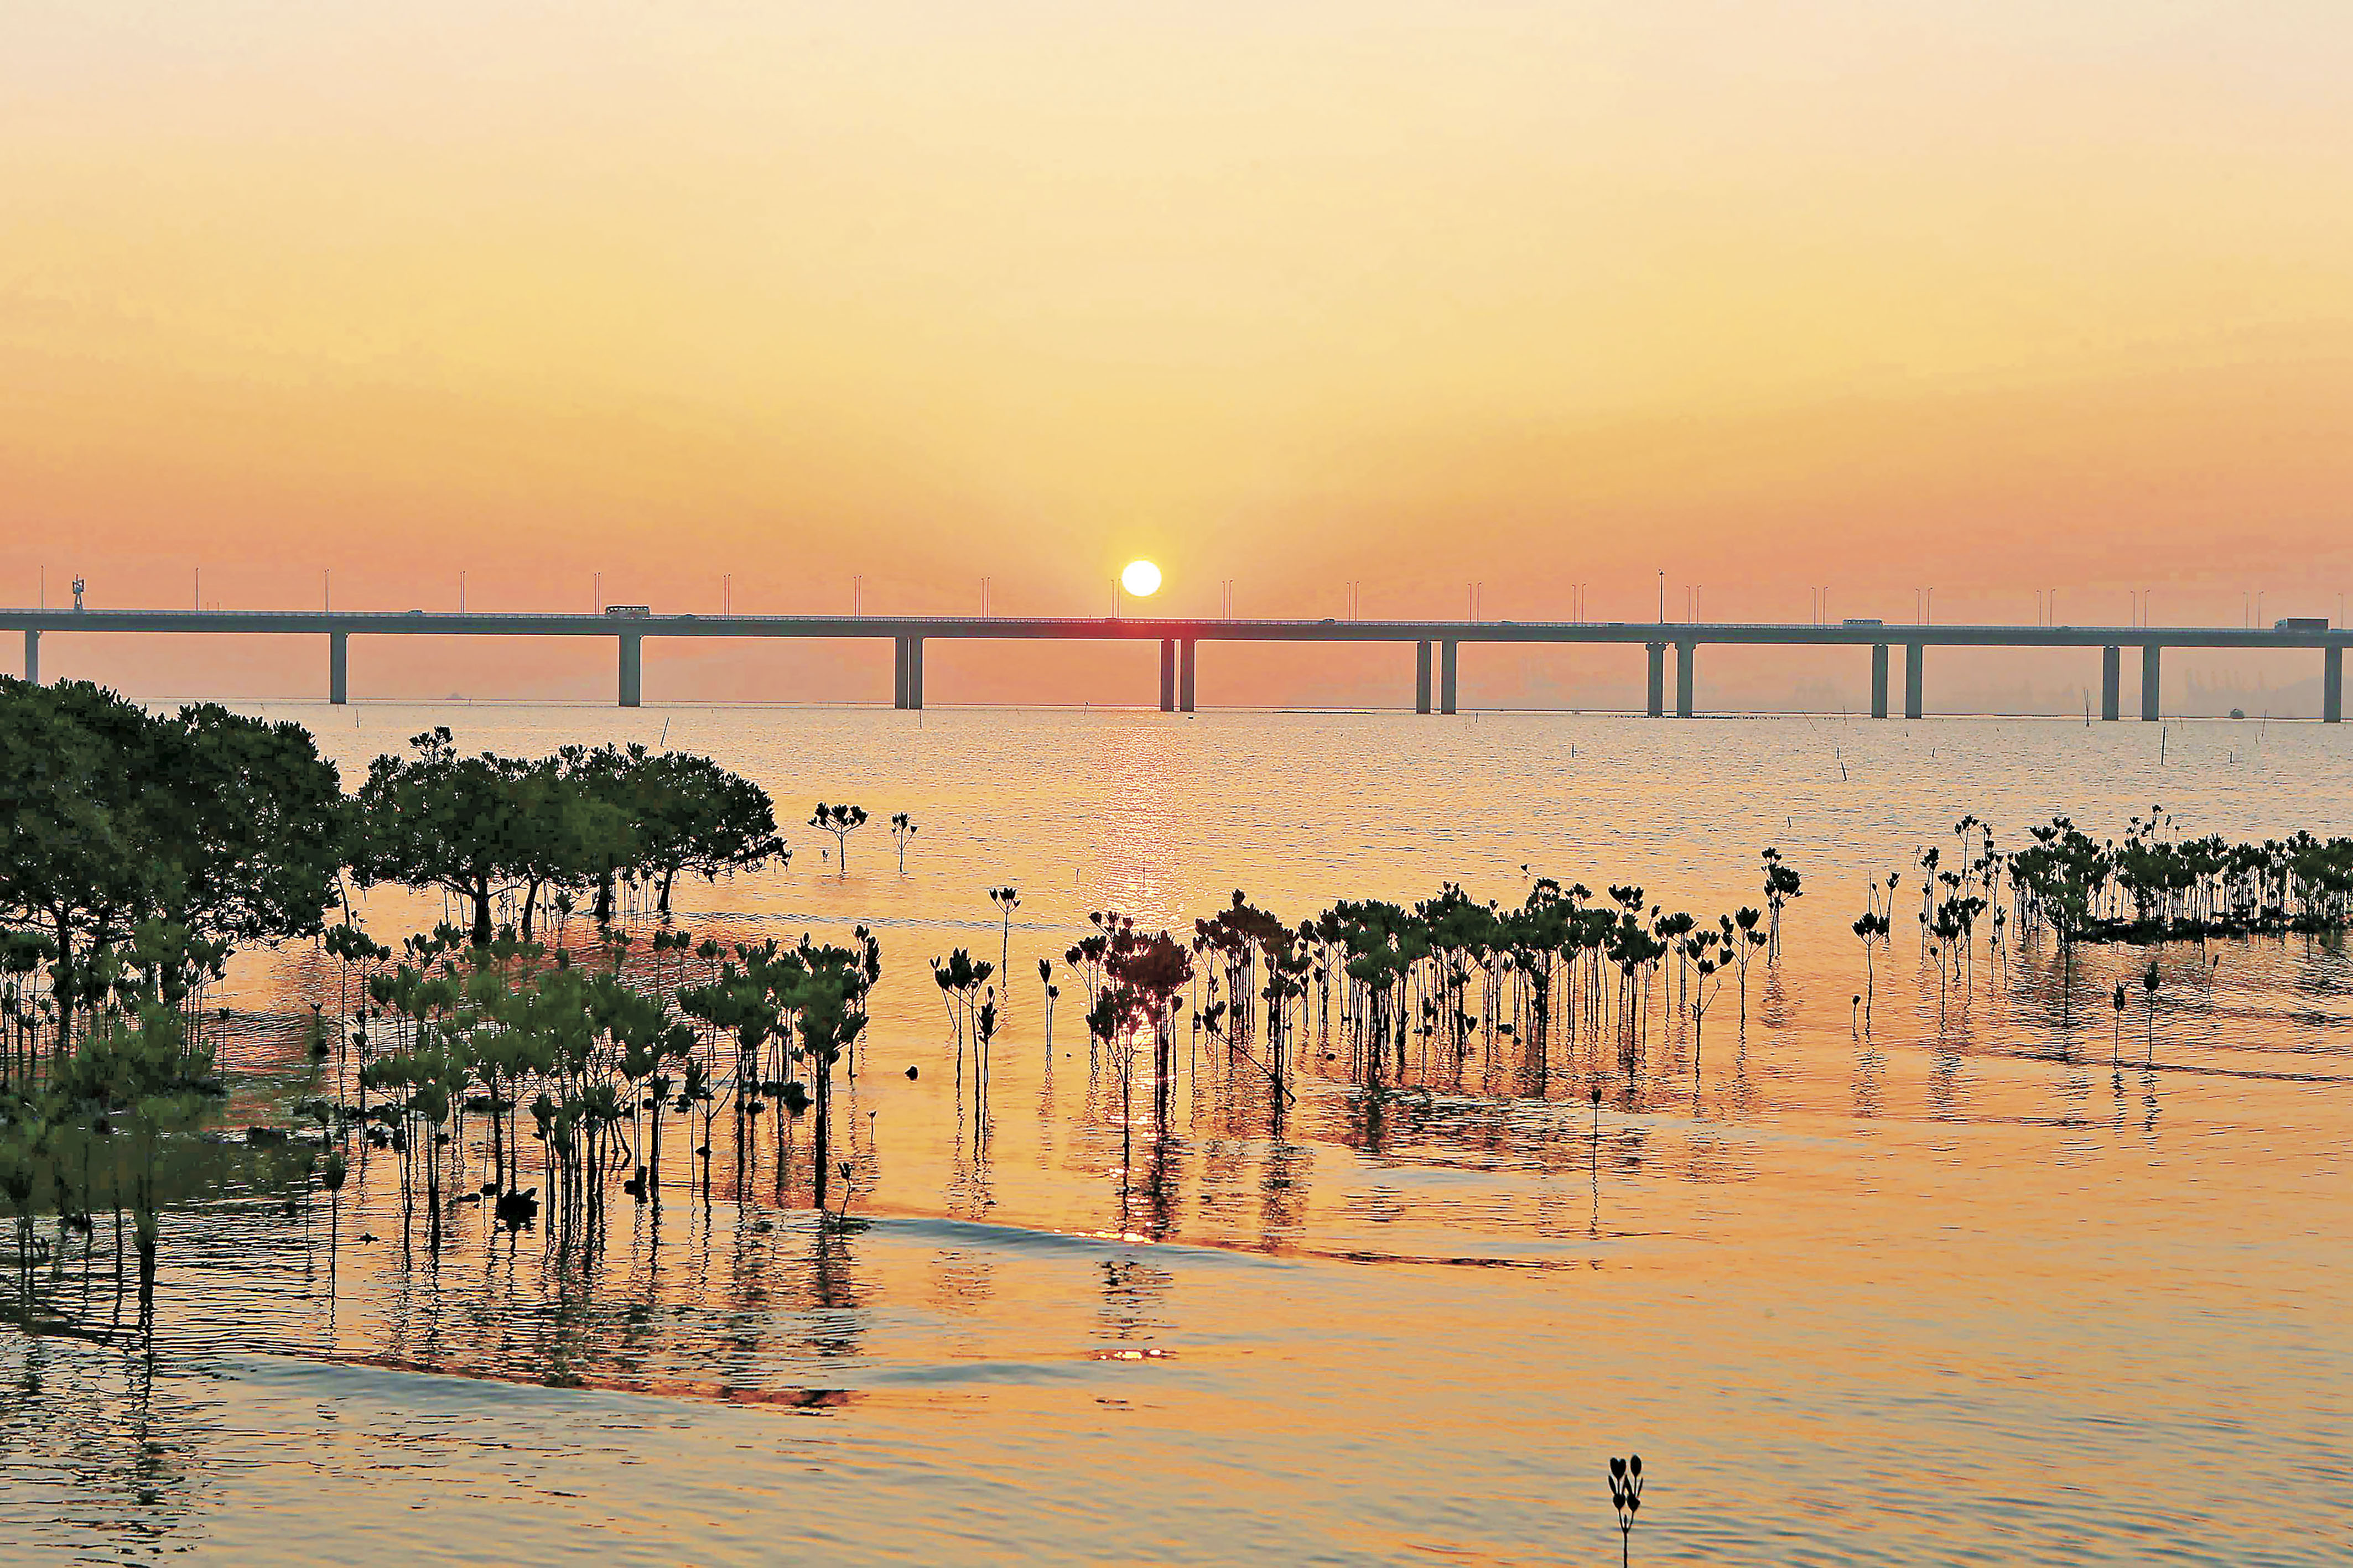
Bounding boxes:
1 609 2344 721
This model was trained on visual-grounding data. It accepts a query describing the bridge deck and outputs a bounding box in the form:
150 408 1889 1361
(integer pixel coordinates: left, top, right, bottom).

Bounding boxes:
4 610 2341 719
1 608 2344 649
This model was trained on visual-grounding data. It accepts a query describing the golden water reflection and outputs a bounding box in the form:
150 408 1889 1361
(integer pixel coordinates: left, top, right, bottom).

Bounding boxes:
5 708 2350 1564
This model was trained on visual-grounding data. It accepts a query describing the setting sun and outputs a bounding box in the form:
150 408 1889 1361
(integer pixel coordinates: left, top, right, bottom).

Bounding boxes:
1121 560 1162 598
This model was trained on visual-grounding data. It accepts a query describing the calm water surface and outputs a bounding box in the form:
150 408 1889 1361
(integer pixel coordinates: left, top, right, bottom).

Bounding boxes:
5 707 2350 1564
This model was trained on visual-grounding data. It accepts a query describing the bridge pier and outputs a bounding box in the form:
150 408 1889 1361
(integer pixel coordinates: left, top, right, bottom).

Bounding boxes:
1675 640 1695 717
1180 638 1197 712
892 637 910 708
1870 644 1888 718
908 636 924 709
1645 642 1665 717
330 632 348 705
1440 639 1458 714
22 629 37 685
1904 642 1924 718
1415 641 1433 713
2325 644 2342 723
1159 639 1176 711
2101 645 2120 720
618 632 642 707
2141 644 2160 721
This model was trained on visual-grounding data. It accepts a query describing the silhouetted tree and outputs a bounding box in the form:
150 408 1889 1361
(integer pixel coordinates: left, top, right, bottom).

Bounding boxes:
351 729 531 946
0 679 347 1050
809 803 869 876
632 749 785 913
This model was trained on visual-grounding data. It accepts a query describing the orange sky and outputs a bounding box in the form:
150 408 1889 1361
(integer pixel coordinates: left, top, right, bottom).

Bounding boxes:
5 2 2351 706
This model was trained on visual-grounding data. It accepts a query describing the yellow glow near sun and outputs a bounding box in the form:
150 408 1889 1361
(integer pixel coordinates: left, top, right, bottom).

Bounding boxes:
1121 560 1163 597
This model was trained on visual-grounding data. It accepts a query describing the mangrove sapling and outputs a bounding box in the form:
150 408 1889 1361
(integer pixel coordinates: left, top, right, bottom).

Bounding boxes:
1681 930 1724 1077
1654 911 1696 1020
1852 910 1890 1033
2111 982 2128 1068
796 932 878 1212
2006 818 2128 1020
1730 908 1764 1028
319 1147 347 1279
1760 847 1804 960
1588 1083 1604 1233
932 959 963 1054
2143 961 2160 1064
988 887 1021 994
1608 1454 1644 1568
1096 925 1196 1193
3 1127 39 1311
323 923 391 1105
678 1056 722 1201
931 949 995 1071
1037 958 1059 1057
973 992 998 1127
891 812 917 872
1916 846 1942 946
808 803 869 876
1929 892 1974 1026
40 999 252 1342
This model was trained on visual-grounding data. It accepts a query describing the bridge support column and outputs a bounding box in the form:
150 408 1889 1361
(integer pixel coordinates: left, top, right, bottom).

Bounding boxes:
2325 644 2342 723
1904 642 1924 718
893 637 910 709
2101 645 2120 720
1415 641 1432 713
2141 643 2160 721
1440 639 1458 714
1675 640 1695 717
23 629 37 685
1159 639 1176 712
330 632 348 705
618 632 642 707
1180 638 1196 712
1869 644 1888 718
908 637 924 710
1645 642 1665 717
